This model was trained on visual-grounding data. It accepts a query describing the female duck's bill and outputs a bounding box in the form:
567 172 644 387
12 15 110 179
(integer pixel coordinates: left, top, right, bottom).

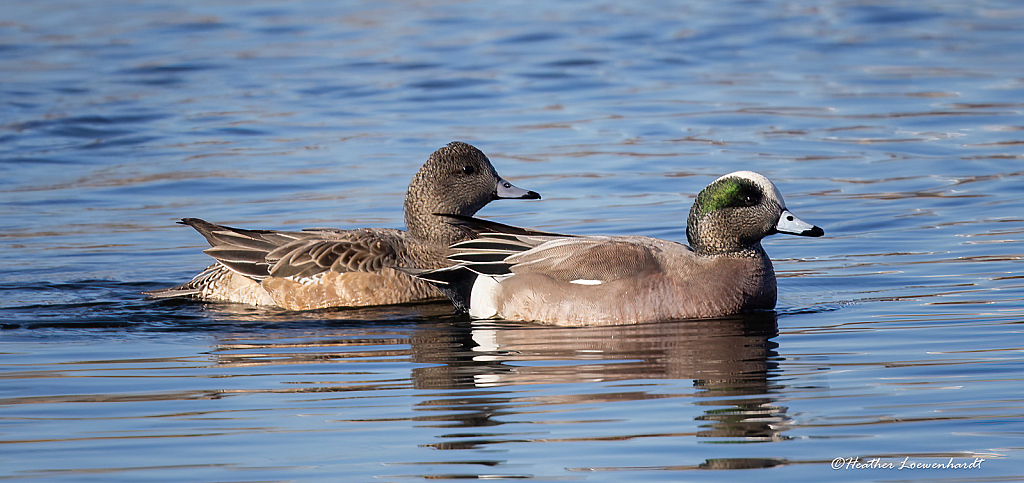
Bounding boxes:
494 177 539 200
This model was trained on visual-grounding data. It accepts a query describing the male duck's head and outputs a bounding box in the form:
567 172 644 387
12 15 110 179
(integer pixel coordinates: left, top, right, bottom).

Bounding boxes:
686 171 823 255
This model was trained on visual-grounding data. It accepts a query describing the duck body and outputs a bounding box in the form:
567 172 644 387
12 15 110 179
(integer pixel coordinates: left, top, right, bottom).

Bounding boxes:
158 225 445 310
147 142 540 310
416 171 823 326
487 237 776 326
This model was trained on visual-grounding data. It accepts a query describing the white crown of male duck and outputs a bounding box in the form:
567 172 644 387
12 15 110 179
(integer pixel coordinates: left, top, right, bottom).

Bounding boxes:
147 141 541 311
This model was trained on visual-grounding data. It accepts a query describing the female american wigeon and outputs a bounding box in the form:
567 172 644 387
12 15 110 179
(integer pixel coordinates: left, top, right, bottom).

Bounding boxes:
413 171 823 326
147 142 540 310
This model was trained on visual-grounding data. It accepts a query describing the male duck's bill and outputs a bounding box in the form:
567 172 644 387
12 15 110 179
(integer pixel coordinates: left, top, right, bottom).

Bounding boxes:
411 170 824 326
776 210 824 237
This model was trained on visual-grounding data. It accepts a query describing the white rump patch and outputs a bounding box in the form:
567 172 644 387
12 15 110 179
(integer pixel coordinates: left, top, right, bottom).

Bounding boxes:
469 275 502 319
569 279 603 285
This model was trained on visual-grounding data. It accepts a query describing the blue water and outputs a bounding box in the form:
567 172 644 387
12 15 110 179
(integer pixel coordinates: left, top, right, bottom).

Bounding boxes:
2 0 1023 481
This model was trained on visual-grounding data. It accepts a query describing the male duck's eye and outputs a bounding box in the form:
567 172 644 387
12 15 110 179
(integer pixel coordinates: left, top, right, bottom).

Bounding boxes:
725 191 759 209
462 165 475 175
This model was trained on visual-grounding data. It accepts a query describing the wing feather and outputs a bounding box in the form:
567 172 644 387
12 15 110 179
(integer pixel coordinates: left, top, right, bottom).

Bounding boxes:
446 233 666 283
181 218 403 280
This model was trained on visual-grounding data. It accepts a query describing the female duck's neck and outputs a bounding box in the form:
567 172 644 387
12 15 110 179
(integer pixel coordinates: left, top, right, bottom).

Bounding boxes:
405 210 470 246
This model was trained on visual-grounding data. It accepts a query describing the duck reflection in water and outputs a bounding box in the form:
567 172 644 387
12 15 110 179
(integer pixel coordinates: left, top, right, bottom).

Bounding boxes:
407 312 787 449
211 312 791 469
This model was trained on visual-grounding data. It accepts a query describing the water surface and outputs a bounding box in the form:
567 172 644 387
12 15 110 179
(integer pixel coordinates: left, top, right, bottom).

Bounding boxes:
2 0 1023 481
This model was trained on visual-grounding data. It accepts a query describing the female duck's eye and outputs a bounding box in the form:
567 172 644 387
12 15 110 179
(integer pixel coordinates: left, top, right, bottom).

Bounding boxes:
462 165 475 175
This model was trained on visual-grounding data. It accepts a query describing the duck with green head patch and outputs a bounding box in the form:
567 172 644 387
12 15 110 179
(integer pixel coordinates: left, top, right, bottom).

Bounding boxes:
412 170 824 326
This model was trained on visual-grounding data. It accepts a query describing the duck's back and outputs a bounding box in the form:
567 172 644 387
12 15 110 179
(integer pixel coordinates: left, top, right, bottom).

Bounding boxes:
492 237 776 325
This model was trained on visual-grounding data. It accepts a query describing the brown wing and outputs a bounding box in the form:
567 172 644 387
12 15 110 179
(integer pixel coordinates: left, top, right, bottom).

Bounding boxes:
181 218 310 279
506 237 662 283
182 218 404 281
264 228 404 279
447 234 665 283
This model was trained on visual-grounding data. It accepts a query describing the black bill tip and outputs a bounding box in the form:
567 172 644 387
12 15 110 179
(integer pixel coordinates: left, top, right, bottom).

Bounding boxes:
803 225 825 237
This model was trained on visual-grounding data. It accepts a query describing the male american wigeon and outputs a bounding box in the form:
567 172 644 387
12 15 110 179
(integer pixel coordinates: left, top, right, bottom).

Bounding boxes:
146 142 540 310
413 171 823 326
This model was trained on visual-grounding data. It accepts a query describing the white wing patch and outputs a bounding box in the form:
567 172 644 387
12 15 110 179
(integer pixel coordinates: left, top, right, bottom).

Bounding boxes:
569 279 603 286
